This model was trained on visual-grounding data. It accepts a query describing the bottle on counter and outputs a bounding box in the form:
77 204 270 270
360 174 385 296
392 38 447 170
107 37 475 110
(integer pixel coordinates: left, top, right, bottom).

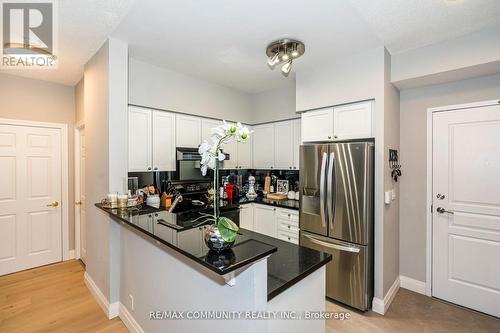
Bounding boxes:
264 172 271 194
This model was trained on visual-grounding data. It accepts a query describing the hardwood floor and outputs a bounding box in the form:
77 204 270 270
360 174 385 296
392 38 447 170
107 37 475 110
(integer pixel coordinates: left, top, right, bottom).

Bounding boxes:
326 288 500 333
0 260 127 333
1 261 499 332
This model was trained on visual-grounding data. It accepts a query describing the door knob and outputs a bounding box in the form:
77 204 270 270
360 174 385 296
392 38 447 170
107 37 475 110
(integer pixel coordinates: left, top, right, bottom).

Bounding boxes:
46 201 59 207
436 207 453 214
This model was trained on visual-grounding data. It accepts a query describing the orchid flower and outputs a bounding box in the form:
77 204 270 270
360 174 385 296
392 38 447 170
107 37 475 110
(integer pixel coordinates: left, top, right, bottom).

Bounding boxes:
199 121 252 240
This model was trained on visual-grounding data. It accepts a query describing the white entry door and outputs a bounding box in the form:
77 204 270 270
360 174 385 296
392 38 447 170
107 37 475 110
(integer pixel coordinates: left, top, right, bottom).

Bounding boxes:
0 124 62 275
78 128 87 263
432 103 500 317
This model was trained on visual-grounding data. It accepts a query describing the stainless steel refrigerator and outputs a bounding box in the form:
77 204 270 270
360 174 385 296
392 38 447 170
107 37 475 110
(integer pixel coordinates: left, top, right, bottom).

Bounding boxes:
299 141 374 311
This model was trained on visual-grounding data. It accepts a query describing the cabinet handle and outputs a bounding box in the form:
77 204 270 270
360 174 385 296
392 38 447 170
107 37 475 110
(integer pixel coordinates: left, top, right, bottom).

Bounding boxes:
287 237 291 241
334 135 338 139
287 213 290 217
147 167 152 170
328 136 331 139
154 167 158 170
287 225 291 229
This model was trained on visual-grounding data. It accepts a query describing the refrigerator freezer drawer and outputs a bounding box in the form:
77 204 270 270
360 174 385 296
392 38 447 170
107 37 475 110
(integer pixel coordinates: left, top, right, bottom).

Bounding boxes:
300 231 372 311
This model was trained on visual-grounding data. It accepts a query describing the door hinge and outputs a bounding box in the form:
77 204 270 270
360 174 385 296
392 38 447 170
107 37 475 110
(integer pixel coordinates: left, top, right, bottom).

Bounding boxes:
430 204 433 213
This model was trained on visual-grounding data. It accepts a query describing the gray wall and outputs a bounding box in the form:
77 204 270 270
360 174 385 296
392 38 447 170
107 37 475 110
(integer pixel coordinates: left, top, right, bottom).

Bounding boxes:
75 78 84 124
399 73 500 282
129 58 254 124
84 40 111 298
383 49 401 294
251 76 297 123
84 37 128 302
0 73 76 250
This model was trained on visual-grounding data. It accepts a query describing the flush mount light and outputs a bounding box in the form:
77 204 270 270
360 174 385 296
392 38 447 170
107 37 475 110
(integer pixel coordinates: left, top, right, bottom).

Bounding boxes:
266 39 305 77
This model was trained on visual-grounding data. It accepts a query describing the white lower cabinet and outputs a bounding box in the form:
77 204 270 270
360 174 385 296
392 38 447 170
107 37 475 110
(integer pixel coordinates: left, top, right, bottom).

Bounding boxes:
176 226 207 257
254 205 277 238
239 204 254 230
241 204 298 244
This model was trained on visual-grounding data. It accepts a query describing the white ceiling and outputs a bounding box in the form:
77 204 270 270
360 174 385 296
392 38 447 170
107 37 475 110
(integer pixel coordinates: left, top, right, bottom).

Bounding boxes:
349 0 500 54
0 0 134 86
2 0 499 91
112 0 381 93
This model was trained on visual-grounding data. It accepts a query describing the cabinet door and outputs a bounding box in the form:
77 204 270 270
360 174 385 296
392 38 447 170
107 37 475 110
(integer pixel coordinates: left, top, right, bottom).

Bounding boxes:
176 114 202 148
128 106 152 172
252 124 275 169
237 129 253 169
333 101 373 140
301 108 334 142
239 204 254 230
222 139 238 169
201 118 222 142
274 120 294 170
292 119 301 170
254 205 276 237
176 227 204 257
152 111 176 171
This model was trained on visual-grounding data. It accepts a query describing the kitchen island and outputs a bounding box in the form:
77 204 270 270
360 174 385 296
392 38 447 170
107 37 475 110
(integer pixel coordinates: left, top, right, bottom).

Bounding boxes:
96 203 331 333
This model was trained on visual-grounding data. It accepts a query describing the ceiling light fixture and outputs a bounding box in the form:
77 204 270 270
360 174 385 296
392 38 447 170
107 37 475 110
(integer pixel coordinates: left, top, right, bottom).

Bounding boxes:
281 59 293 77
266 39 305 77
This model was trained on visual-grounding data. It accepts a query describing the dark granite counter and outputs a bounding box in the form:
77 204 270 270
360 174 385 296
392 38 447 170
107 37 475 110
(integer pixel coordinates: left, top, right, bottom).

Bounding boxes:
96 203 331 301
222 196 300 210
96 203 276 276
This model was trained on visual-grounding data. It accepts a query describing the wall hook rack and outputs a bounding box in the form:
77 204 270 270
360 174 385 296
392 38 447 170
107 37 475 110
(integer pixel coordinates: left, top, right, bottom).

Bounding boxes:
389 149 402 182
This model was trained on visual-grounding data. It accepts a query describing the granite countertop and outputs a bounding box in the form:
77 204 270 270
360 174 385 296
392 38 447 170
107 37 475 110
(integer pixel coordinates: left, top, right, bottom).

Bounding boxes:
221 196 300 210
96 203 330 301
96 203 276 276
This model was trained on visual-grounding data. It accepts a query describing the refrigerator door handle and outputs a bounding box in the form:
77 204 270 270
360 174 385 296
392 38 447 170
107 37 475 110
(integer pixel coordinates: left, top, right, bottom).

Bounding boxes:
327 152 335 228
319 152 328 228
302 234 361 253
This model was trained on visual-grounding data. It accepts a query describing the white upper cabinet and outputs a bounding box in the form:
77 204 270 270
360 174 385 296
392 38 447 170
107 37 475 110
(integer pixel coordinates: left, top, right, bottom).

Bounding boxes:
237 131 253 169
274 120 294 170
176 114 202 148
253 123 275 169
129 107 176 172
152 111 176 171
129 106 153 172
201 118 221 142
223 139 238 169
301 108 334 142
292 119 301 170
333 101 373 140
301 101 374 142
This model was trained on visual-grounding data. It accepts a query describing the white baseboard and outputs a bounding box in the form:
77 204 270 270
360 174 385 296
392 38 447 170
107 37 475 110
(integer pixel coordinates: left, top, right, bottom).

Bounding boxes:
119 303 145 333
372 276 400 315
83 272 119 319
400 275 426 295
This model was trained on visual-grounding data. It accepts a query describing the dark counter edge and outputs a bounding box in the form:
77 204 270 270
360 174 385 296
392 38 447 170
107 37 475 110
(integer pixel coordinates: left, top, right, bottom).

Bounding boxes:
267 255 331 301
95 203 277 276
239 199 299 210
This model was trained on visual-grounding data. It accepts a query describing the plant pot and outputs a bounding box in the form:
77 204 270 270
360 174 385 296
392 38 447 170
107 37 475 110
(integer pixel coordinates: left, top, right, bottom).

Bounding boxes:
204 224 235 252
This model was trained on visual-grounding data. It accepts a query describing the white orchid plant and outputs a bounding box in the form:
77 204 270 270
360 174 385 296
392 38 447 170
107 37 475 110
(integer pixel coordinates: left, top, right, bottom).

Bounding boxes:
199 121 252 243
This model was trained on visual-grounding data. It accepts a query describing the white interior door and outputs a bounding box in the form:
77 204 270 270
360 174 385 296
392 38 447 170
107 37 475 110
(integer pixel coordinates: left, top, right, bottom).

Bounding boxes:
432 104 500 317
0 124 62 275
79 128 87 263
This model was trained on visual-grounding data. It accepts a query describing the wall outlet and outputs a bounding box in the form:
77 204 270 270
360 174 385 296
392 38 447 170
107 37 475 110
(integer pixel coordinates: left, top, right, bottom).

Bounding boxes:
129 294 134 311
384 191 392 204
